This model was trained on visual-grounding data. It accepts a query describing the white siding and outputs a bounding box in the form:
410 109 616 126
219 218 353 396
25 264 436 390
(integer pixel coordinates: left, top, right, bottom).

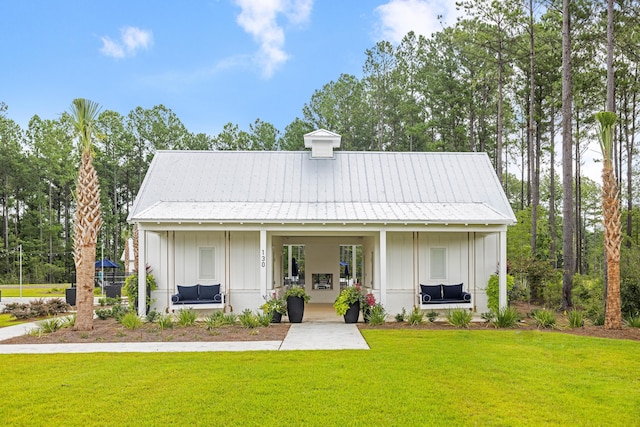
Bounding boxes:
386 232 414 290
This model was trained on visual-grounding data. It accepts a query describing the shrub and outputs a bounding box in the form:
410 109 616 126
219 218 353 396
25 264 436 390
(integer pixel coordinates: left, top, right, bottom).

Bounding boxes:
39 318 61 333
447 309 473 328
257 311 272 327
567 309 584 328
124 265 157 311
95 308 113 320
204 311 225 330
222 313 237 325
426 311 439 323
98 297 121 307
367 304 387 326
394 308 407 322
532 308 556 328
120 312 143 330
487 274 515 312
624 313 640 328
146 309 160 323
44 298 70 314
177 308 198 326
481 312 495 323
407 308 423 326
28 299 49 317
492 306 520 328
60 314 76 328
157 314 174 330
238 309 260 328
111 304 130 322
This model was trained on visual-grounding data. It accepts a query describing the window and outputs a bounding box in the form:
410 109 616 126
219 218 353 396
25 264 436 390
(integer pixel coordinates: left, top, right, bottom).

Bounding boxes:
430 248 446 281
199 247 216 280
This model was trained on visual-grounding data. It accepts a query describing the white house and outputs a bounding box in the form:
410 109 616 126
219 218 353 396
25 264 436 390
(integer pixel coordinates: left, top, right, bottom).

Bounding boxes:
127 130 516 317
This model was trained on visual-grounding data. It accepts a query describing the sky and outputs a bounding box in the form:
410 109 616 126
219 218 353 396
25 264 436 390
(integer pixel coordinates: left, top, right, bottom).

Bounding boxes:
0 0 462 136
0 0 603 182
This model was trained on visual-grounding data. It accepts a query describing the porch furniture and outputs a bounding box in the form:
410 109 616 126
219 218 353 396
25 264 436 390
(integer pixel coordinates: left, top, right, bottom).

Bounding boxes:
419 283 472 309
170 284 225 310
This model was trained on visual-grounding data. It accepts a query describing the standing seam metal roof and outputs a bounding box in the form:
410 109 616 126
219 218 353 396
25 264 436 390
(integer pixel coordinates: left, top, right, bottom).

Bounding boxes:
128 150 516 224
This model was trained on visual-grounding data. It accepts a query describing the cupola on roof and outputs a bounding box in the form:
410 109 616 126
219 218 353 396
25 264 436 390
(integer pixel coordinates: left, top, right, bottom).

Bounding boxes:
303 129 341 158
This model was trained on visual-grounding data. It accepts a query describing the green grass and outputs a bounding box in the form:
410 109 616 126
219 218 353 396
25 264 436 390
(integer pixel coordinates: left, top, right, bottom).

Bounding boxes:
0 283 104 298
0 330 639 426
0 313 26 328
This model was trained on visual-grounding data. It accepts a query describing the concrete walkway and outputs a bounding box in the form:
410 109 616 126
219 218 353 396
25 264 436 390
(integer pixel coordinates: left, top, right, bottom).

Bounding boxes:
0 322 369 354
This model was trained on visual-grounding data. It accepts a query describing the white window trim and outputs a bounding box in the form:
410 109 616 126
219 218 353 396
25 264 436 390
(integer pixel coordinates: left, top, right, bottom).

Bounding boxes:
429 247 447 281
199 247 216 281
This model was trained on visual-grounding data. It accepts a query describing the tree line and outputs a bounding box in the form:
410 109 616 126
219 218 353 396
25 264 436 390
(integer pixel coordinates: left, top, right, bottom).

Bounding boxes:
1 0 640 317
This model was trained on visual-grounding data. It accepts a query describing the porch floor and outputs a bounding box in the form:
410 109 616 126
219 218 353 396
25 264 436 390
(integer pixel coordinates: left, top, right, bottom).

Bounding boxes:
303 303 343 323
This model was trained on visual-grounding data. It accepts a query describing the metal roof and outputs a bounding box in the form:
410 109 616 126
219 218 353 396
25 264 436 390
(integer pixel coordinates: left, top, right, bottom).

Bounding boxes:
128 150 516 225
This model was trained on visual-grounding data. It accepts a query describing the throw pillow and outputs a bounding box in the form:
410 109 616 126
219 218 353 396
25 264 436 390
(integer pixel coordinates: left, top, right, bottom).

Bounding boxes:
199 284 221 300
178 285 198 301
443 283 463 300
420 284 442 300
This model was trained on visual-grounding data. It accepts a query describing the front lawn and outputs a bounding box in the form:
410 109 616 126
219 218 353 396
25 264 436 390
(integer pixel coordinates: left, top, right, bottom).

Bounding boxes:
0 284 69 298
0 329 638 426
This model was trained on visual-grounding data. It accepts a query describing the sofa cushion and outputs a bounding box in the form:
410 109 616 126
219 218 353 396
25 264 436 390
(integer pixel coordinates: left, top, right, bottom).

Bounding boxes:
420 284 442 300
199 284 220 300
177 285 198 301
443 283 464 300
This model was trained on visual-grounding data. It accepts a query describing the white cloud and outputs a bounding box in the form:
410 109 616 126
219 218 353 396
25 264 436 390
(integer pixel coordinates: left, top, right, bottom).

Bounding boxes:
374 0 462 43
234 0 313 78
100 26 153 59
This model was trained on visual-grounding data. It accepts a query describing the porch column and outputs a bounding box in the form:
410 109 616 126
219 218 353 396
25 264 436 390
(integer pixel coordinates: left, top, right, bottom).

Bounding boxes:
287 245 292 279
499 229 507 310
137 224 146 317
351 245 357 284
380 230 387 306
259 230 267 299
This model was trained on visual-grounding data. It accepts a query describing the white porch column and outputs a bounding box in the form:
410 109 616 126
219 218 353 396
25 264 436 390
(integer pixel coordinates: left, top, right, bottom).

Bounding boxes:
287 245 292 279
137 224 146 317
259 230 267 299
380 230 387 306
499 230 507 310
351 245 357 283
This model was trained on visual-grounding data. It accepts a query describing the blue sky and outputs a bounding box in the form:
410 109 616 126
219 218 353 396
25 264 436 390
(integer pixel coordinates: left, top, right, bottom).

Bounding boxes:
1 0 461 136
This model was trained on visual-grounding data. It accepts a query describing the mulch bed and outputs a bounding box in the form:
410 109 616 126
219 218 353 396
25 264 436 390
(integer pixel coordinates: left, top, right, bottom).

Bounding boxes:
358 320 640 341
1 317 290 344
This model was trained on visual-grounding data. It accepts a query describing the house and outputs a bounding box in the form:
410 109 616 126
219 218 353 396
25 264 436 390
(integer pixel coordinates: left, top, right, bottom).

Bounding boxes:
127 130 516 317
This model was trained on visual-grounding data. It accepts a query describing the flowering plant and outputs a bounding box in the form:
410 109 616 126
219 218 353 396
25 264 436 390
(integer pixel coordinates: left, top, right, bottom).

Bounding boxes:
260 291 287 315
364 292 376 308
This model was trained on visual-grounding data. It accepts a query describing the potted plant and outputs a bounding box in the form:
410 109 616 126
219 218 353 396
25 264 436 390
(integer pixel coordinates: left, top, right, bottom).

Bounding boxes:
260 292 287 323
334 285 364 323
284 285 310 323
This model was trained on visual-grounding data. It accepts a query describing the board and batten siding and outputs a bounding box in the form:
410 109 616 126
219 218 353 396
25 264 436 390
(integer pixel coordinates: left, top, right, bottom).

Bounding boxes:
383 231 496 314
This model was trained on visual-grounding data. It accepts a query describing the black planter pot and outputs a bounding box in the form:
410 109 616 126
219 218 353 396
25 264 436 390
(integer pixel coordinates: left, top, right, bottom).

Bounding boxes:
271 311 283 323
287 296 305 323
363 307 371 324
65 287 76 306
105 283 122 299
344 301 360 323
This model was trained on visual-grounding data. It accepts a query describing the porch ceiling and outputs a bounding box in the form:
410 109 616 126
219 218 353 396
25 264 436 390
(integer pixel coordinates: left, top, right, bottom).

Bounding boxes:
131 201 513 224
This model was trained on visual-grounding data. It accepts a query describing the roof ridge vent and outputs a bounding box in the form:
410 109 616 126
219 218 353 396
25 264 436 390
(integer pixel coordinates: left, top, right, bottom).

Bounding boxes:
304 129 341 159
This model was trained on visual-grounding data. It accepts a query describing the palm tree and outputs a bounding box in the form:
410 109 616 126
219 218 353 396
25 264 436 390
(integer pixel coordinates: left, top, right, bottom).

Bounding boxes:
69 98 103 331
596 111 621 330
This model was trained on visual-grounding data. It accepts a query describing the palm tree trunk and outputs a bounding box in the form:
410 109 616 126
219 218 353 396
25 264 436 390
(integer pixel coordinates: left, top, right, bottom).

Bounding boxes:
603 162 622 329
75 244 96 330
